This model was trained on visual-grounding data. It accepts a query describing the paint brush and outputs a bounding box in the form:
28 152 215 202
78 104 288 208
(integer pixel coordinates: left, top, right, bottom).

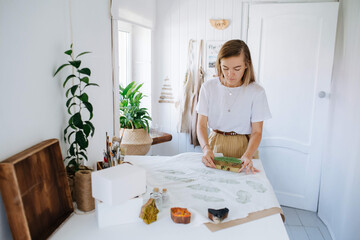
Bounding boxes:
119 128 125 146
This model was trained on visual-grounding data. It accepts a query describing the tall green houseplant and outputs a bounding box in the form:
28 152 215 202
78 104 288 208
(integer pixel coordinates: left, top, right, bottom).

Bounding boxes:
54 44 99 174
120 81 152 130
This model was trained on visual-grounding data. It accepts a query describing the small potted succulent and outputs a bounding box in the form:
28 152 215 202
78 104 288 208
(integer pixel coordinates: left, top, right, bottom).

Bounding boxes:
119 81 152 155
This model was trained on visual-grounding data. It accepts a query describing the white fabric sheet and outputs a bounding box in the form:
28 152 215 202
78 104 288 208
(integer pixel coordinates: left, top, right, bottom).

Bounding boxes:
127 152 280 226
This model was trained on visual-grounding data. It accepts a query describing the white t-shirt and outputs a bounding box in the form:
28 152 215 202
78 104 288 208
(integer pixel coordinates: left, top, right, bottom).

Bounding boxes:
196 77 271 134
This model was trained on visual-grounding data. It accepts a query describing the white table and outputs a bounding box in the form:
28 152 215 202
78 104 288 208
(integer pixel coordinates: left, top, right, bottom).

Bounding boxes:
51 155 289 240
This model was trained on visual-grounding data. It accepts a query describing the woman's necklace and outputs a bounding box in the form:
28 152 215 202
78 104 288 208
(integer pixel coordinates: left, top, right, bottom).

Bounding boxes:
223 80 241 112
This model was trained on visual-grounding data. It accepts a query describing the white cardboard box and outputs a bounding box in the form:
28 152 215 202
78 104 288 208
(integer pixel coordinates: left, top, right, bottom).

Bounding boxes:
92 164 146 205
96 197 143 228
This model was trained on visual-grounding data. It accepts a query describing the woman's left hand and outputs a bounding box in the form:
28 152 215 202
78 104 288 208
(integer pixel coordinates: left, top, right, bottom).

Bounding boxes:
238 156 260 174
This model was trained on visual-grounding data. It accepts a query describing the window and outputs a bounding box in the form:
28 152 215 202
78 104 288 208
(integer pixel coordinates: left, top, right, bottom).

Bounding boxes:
112 20 152 136
118 30 130 88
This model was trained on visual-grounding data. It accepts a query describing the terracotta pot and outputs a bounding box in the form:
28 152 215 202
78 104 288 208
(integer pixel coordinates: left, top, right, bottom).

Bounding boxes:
120 128 153 155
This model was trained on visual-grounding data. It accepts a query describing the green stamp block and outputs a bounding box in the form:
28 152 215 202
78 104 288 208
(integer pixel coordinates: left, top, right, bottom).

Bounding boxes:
213 157 243 172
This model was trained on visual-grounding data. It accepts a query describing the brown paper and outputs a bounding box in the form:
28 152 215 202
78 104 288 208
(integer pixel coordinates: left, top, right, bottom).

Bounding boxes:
204 207 285 232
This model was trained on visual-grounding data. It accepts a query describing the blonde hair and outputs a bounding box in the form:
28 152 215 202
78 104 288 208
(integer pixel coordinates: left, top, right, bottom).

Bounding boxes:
215 39 255 86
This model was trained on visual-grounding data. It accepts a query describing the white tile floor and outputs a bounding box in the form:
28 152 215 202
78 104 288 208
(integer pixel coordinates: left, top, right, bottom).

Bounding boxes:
281 206 333 240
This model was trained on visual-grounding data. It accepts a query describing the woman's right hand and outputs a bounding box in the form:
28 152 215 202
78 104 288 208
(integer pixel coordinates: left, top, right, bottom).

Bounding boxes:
201 146 216 168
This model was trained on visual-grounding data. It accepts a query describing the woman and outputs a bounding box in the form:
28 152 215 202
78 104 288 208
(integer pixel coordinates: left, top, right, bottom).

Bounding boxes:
196 39 271 174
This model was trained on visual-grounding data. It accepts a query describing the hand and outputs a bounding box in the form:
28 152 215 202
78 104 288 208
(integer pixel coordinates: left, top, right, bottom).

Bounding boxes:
238 156 260 174
201 147 216 168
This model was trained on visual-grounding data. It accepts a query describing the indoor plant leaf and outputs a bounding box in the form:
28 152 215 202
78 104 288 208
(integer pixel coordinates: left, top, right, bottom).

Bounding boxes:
69 60 81 68
67 102 77 114
84 83 99 89
76 51 91 58
73 112 83 128
63 74 76 88
78 151 88 161
78 93 89 103
64 49 72 56
78 68 91 76
76 131 88 149
66 97 74 108
85 121 95 137
122 81 135 97
83 124 91 137
70 85 79 96
54 63 70 76
67 130 76 143
80 77 89 84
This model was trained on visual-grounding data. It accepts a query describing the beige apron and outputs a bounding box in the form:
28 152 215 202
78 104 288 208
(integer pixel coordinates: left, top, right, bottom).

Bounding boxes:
190 40 204 146
178 40 195 133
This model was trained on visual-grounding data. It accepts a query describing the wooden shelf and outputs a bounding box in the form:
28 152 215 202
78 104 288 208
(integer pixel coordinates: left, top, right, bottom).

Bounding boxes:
150 130 172 145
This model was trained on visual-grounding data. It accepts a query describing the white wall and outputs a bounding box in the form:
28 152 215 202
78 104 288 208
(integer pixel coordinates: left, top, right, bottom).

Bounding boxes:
0 1 70 238
0 0 112 238
318 0 360 239
70 0 113 165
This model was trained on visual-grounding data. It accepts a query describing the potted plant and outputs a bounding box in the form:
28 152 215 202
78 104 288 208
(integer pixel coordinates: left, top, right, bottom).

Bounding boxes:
119 81 152 155
54 44 98 200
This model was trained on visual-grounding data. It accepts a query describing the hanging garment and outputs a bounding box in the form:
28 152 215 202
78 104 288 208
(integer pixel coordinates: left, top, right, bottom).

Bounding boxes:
178 40 195 133
190 40 204 146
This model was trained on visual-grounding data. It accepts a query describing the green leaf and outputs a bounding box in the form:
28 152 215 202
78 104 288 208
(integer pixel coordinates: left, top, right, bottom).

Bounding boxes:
66 97 74 108
54 64 70 76
134 121 141 129
69 60 81 68
69 143 75 155
133 83 144 94
78 68 91 76
68 115 73 125
67 130 75 143
145 121 150 133
73 112 83 128
68 159 77 167
70 43 73 48
83 102 93 119
85 121 95 137
65 88 71 98
67 102 77 114
122 81 135 96
78 93 89 103
63 74 76 88
78 151 88 161
80 77 89 84
70 85 78 96
83 124 91 137
120 99 128 108
64 125 72 142
64 50 72 56
84 83 99 89
83 101 93 112
76 131 88 149
76 51 91 58
126 84 137 98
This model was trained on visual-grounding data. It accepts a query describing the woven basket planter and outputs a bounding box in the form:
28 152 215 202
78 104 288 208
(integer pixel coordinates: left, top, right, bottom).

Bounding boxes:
121 128 153 155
